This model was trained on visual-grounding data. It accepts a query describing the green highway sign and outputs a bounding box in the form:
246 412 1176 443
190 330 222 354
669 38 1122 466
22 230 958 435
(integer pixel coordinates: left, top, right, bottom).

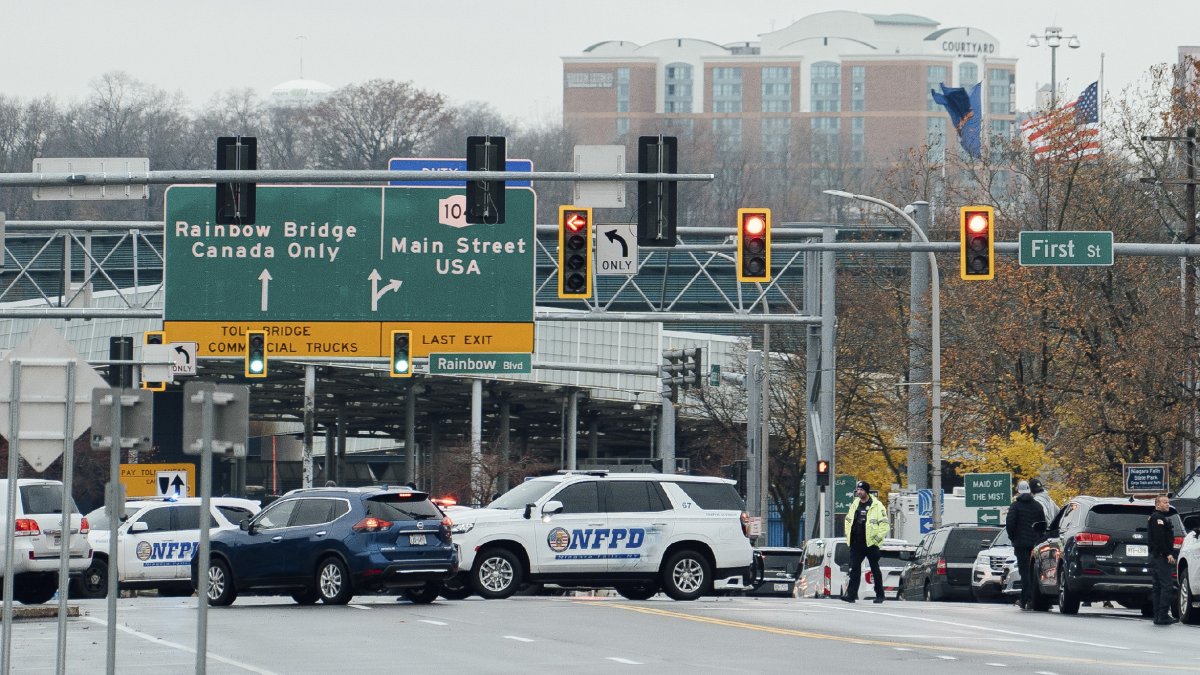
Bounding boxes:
429 353 531 375
834 475 857 514
977 508 1001 526
708 364 721 387
164 185 535 323
1018 231 1113 266
964 472 1013 508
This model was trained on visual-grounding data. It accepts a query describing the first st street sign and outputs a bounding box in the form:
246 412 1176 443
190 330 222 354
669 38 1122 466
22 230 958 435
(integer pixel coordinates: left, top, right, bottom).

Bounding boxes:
164 186 535 358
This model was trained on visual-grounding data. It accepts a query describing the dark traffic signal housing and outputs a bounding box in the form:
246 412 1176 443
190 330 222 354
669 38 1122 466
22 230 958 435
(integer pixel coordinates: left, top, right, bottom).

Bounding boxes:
142 330 166 391
737 208 771 282
816 459 830 487
558 205 593 299
466 135 506 224
959 205 995 280
637 135 678 247
244 330 267 378
215 136 256 226
390 330 413 378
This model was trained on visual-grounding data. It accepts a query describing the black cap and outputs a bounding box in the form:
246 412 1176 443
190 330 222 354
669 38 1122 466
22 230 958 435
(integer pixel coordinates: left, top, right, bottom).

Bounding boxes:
1029 478 1044 493
856 480 870 493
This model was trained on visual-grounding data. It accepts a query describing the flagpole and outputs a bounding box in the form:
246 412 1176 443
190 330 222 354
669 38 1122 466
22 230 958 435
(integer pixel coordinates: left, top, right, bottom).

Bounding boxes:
981 55 989 157
1099 52 1105 126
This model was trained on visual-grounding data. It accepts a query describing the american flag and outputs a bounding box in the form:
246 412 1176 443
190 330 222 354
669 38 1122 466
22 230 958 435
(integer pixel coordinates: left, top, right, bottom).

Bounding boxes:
1020 81 1101 161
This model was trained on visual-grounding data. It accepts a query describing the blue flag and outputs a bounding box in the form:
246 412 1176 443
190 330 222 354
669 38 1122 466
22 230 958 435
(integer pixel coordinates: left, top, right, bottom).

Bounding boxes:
930 82 982 158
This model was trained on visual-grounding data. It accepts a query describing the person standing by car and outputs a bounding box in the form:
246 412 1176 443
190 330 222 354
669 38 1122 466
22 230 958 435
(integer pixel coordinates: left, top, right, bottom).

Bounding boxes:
1006 480 1045 611
1148 494 1177 625
1029 478 1057 524
842 481 888 604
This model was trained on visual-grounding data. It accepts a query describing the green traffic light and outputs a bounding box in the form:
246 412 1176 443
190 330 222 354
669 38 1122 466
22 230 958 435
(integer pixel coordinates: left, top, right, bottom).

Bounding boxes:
249 358 265 374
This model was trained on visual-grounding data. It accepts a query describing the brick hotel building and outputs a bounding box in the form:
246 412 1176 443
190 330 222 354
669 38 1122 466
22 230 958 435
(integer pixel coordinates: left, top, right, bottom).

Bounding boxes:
562 10 1018 169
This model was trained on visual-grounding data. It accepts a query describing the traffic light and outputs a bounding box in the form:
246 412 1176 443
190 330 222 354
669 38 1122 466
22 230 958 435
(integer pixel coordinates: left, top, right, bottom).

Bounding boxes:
466 135 506 224
390 330 412 378
637 135 678 247
215 136 256 225
959 205 995 280
244 330 267 378
684 347 703 389
142 331 166 391
737 208 771 282
558 206 593 299
816 459 830 487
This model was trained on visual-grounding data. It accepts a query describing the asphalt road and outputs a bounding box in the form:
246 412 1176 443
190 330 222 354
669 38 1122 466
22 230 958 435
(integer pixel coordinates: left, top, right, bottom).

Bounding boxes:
8 593 1200 674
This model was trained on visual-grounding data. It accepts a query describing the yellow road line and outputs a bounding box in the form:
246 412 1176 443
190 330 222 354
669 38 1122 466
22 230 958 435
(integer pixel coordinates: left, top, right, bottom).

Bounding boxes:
598 602 1200 671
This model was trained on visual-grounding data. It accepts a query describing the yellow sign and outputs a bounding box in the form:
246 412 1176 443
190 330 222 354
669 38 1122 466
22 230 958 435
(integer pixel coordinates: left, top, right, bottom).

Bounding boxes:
119 463 196 498
164 321 534 358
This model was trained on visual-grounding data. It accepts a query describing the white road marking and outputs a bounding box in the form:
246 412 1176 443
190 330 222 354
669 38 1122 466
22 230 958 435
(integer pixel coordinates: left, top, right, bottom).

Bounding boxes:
985 663 1008 668
893 648 913 652
878 635 1026 642
349 604 372 610
606 657 643 665
82 616 276 674
1035 671 1060 675
503 635 535 642
420 620 448 626
936 655 957 660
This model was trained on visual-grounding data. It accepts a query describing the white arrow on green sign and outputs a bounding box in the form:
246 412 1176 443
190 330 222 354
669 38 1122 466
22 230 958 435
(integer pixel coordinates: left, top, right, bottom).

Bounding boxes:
1018 231 1113 266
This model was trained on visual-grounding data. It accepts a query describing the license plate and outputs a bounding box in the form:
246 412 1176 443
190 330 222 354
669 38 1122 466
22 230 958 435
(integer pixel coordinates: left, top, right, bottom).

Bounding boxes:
1126 544 1148 557
409 533 426 546
773 583 788 592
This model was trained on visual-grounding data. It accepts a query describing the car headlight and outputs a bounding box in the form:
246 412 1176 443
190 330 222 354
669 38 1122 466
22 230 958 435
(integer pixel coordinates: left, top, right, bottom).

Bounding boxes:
451 522 475 535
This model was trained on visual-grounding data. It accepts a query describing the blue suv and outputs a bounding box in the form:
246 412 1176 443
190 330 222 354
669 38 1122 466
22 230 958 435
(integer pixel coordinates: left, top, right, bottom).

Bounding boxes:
192 487 457 606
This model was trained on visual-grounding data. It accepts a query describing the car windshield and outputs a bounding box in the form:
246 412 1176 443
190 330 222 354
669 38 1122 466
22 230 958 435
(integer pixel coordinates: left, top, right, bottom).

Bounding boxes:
946 528 999 558
833 542 850 566
992 529 1012 547
85 507 109 530
366 494 443 520
1086 504 1184 531
487 480 557 510
762 553 801 574
878 552 907 567
19 484 79 515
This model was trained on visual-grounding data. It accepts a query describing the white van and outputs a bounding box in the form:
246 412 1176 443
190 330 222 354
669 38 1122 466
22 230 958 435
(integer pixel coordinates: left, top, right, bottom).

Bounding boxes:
0 478 92 604
797 537 915 599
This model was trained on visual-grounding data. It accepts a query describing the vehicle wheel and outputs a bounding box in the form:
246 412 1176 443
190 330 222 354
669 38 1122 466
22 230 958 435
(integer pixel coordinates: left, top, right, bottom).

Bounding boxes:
404 582 441 605
13 575 57 605
316 557 354 605
922 581 932 602
204 559 237 607
896 583 906 601
1031 588 1052 612
661 550 711 601
1057 567 1080 615
72 558 108 599
291 587 320 605
615 582 660 601
439 575 473 600
471 548 522 600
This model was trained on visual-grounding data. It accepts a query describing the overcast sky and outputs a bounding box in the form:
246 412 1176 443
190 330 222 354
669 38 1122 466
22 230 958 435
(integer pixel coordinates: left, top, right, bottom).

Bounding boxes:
5 0 1197 124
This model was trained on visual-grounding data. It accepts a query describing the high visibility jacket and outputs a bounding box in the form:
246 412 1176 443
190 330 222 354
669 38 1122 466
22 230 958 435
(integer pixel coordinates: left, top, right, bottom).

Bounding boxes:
844 496 889 548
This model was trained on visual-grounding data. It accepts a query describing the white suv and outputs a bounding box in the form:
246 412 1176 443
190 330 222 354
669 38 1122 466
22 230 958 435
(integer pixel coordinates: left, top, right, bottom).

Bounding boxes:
0 478 92 605
72 497 260 598
449 472 755 601
1179 512 1200 624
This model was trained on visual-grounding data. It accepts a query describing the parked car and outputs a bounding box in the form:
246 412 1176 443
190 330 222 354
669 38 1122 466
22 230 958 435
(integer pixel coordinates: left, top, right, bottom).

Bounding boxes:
899 524 1001 601
73 497 260 598
1179 512 1200 623
192 486 456 607
1030 496 1184 615
845 538 916 600
748 547 804 597
797 537 846 598
1173 466 1200 517
0 479 91 605
972 529 1014 601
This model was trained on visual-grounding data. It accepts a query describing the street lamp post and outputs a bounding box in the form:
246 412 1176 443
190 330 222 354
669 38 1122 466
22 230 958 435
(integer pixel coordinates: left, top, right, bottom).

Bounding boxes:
1027 26 1080 109
824 190 943 527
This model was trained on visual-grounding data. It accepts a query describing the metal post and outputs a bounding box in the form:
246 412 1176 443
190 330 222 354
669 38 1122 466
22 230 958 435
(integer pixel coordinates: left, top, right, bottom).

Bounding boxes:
336 407 346 486
405 384 416 485
301 365 315 488
745 350 762 519
471 379 482 500
804 238 820 540
820 227 838 539
588 417 599 463
105 387 122 675
759 325 770 541
55 360 76 675
659 389 676 473
195 389 214 675
908 203 931 489
498 397 511 493
566 389 578 471
324 425 335 484
1050 44 1058 109
2 363 23 675
1187 127 1198 474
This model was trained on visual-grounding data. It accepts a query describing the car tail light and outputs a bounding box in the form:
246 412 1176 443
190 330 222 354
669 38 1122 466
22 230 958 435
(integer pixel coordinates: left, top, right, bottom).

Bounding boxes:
823 565 832 596
865 571 873 584
351 517 392 533
80 517 90 535
1174 536 1184 548
440 516 453 543
1073 532 1110 547
1082 568 1104 575
14 519 39 537
740 512 751 538
936 557 947 575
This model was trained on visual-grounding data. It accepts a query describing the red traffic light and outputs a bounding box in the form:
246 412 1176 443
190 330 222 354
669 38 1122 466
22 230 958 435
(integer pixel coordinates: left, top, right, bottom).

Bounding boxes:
742 213 766 236
966 212 989 234
564 211 588 232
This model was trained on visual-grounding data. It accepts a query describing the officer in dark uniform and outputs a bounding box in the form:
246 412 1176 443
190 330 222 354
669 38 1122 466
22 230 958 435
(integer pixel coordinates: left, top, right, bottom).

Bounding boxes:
1148 494 1177 625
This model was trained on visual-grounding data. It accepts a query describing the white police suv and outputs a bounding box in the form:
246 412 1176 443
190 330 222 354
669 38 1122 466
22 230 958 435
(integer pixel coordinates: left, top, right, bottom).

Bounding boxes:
448 471 756 601
73 497 260 598
0 478 92 605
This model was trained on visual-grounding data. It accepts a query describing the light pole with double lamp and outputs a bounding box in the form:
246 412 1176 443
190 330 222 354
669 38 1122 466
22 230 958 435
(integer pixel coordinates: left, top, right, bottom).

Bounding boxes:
1027 26 1080 108
823 190 943 527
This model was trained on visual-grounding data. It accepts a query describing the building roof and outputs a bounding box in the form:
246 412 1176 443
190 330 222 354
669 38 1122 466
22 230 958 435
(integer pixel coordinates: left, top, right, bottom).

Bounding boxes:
863 13 938 27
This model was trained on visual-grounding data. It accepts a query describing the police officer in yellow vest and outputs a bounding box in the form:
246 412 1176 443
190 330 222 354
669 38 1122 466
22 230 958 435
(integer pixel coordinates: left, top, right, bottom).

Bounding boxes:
842 481 889 603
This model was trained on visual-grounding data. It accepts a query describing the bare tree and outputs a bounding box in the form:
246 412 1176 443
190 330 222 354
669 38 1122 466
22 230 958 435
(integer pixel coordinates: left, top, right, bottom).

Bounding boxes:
308 79 450 170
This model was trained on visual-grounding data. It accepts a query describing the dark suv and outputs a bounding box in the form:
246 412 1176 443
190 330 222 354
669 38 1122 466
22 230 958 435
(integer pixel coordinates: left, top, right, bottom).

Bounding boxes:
900 524 1000 601
1030 496 1183 615
193 487 457 606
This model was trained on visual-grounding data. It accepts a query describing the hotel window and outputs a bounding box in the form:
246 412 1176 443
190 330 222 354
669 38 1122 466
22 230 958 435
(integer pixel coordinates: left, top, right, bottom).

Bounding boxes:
811 116 839 163
711 67 742 113
850 66 865 112
959 62 978 87
811 61 840 112
926 117 946 164
761 66 791 113
761 117 790 164
988 68 1013 115
664 63 693 113
616 68 630 113
927 66 948 111
713 118 742 152
851 117 865 163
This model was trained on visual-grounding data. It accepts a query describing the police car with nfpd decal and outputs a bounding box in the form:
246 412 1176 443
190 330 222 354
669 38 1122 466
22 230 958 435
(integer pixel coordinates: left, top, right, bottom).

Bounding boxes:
448 471 757 601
